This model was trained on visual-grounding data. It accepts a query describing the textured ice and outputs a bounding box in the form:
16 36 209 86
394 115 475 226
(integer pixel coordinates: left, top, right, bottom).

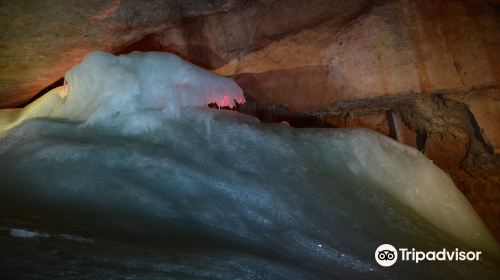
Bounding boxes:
0 51 498 279
10 228 50 238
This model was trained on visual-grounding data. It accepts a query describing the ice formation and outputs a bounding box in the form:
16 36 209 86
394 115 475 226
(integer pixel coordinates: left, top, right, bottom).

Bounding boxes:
0 51 498 279
0 51 244 131
9 228 50 239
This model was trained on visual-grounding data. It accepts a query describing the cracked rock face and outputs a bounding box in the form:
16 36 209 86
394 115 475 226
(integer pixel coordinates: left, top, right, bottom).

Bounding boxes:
224 0 499 108
0 0 499 239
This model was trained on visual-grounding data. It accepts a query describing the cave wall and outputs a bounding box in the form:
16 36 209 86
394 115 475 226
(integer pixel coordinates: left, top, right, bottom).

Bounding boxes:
222 0 499 107
0 0 499 239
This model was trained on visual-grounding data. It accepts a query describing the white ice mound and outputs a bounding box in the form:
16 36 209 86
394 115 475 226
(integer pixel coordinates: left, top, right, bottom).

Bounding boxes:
2 51 244 128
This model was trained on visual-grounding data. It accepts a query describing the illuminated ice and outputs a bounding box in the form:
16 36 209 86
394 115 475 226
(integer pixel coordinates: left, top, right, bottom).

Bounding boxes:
0 51 244 131
0 51 498 279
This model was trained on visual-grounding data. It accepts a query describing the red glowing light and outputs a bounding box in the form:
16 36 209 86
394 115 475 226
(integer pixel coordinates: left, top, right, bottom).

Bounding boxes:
220 95 231 107
208 94 246 109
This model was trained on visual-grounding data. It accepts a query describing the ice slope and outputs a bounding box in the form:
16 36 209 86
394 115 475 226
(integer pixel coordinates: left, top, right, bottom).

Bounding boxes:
0 51 498 279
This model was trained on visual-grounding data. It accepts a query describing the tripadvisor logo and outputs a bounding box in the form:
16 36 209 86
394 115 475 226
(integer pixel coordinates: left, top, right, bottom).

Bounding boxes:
375 244 398 267
374 244 482 267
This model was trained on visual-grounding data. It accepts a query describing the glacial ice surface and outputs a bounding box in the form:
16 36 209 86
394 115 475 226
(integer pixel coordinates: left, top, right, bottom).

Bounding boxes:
0 51 498 279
